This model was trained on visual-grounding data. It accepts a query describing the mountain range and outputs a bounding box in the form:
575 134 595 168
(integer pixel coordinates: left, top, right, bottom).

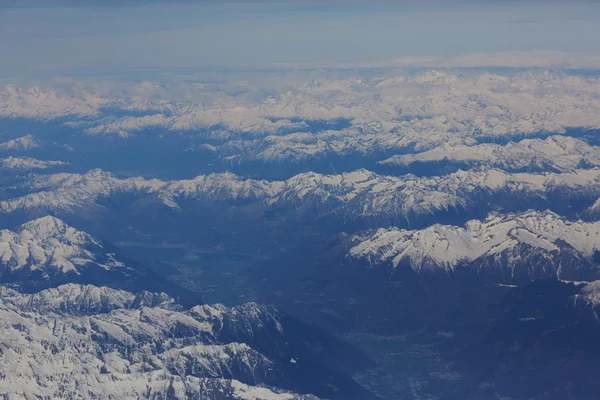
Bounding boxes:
0 216 375 399
2 166 600 232
2 68 600 399
0 283 373 399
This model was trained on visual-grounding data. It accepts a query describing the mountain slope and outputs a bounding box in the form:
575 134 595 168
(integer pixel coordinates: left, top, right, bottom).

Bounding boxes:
253 210 600 334
442 279 600 400
0 156 67 171
0 283 373 400
0 134 73 153
4 70 600 164
0 134 41 151
379 135 600 173
0 216 194 298
3 167 600 231
348 210 600 282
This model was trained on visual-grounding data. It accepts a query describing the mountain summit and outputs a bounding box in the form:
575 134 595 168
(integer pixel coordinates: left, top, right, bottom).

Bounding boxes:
0 216 194 298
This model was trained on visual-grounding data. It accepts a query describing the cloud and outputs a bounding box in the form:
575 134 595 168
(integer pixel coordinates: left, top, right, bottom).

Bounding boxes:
0 0 215 8
506 19 541 24
272 51 600 70
2 1 600 77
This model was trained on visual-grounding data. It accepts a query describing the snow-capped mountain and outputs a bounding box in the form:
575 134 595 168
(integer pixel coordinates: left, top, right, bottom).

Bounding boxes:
0 156 67 171
575 280 600 308
379 135 600 173
0 216 125 275
0 135 73 153
0 135 41 151
3 167 600 232
253 209 600 335
0 169 278 217
348 210 600 282
0 86 105 119
3 70 600 166
4 67 600 399
0 283 372 399
0 216 191 296
0 215 375 399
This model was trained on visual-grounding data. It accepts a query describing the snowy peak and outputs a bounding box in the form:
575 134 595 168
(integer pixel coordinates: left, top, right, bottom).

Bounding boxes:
348 210 600 281
380 135 600 173
163 171 284 203
0 284 311 399
3 283 137 315
0 283 370 400
0 216 190 297
0 156 67 170
0 85 104 119
412 70 460 85
0 135 73 155
20 215 88 241
0 283 175 316
574 280 600 308
0 169 280 216
0 216 125 279
5 166 600 227
0 135 41 151
2 70 600 164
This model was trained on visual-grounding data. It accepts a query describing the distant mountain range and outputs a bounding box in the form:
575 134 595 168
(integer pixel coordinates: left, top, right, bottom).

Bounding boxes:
379 135 600 173
2 70 600 168
0 135 73 153
2 166 600 232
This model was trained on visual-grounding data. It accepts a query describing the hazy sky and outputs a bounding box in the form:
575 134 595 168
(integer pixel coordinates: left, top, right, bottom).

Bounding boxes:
2 0 600 76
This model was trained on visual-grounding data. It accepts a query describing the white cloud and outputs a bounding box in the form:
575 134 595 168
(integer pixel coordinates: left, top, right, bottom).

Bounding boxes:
273 51 600 70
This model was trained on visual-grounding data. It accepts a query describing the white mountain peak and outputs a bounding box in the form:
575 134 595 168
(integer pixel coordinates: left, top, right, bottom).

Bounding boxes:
4 166 600 225
0 283 320 400
20 215 82 239
0 134 41 151
380 135 600 173
348 210 600 274
0 156 67 170
0 216 123 276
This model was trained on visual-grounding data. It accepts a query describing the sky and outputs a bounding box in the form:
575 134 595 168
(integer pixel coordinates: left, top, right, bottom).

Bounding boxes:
2 0 600 77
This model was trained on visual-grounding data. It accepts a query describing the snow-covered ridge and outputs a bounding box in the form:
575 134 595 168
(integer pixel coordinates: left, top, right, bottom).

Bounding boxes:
0 169 277 214
0 135 73 153
0 86 106 119
0 216 126 276
380 135 600 173
0 283 320 399
0 135 41 151
0 215 195 297
3 70 600 162
0 156 67 170
348 210 600 276
0 283 173 315
272 167 600 222
3 167 600 223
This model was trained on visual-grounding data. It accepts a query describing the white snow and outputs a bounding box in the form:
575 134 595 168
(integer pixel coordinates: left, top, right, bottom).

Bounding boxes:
3 166 600 225
576 280 600 308
2 69 600 164
380 136 600 173
0 156 67 170
349 210 600 273
0 283 319 400
0 216 127 275
0 135 41 151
